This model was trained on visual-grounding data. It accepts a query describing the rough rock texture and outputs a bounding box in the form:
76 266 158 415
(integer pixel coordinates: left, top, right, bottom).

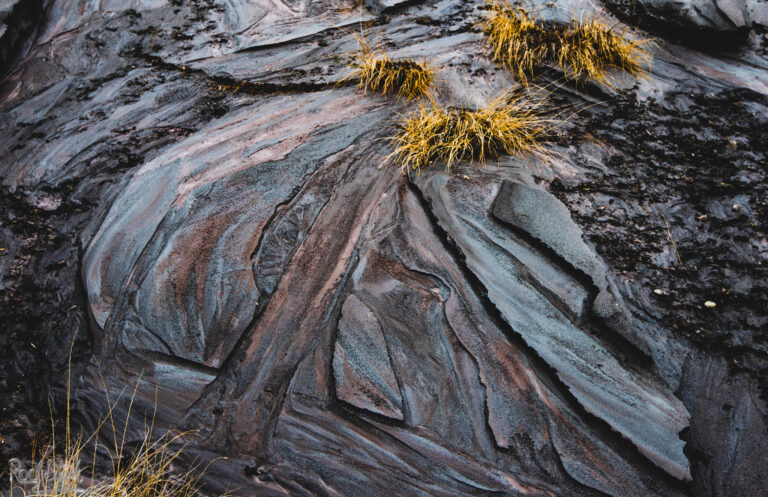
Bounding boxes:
1 0 767 496
625 0 768 30
0 1 20 39
0 0 43 72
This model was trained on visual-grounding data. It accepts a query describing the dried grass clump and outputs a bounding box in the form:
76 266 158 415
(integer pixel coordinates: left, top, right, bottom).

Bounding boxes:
347 40 434 100
483 6 557 86
9 361 228 497
14 430 207 497
483 2 651 86
389 92 551 174
558 18 651 84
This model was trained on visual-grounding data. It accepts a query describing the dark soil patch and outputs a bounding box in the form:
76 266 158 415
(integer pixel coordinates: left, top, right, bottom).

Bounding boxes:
0 182 92 482
551 88 768 408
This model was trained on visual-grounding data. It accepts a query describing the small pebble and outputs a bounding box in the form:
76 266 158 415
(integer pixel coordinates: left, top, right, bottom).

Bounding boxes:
732 204 741 211
653 288 664 295
704 301 717 308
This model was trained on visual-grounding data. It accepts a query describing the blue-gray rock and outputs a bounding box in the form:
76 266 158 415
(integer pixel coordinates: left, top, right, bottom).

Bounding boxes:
1 1 767 496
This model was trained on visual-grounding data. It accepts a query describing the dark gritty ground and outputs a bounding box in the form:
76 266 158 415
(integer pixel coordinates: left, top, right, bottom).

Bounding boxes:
552 87 768 404
548 85 768 495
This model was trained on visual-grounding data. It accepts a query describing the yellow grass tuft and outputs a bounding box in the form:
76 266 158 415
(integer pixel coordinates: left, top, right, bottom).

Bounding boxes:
15 430 209 497
8 351 230 497
483 6 556 86
389 91 552 174
483 2 651 86
347 39 434 100
558 18 651 85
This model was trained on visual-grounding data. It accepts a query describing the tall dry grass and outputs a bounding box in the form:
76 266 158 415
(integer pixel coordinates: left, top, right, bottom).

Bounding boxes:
388 91 553 174
343 35 434 100
8 345 228 497
483 2 652 86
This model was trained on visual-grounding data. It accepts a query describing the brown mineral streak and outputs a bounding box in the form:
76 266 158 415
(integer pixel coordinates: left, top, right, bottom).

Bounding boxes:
178 94 377 199
225 163 391 446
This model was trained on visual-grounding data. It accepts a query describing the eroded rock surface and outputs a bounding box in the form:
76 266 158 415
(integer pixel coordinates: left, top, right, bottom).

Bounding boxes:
1 0 767 496
625 0 768 30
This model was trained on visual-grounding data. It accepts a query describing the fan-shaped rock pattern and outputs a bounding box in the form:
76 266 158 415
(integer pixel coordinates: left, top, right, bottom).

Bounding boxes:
2 0 768 496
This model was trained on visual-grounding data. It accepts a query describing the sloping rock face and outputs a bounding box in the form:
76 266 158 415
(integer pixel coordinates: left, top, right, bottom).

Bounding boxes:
1 1 767 496
629 0 768 30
